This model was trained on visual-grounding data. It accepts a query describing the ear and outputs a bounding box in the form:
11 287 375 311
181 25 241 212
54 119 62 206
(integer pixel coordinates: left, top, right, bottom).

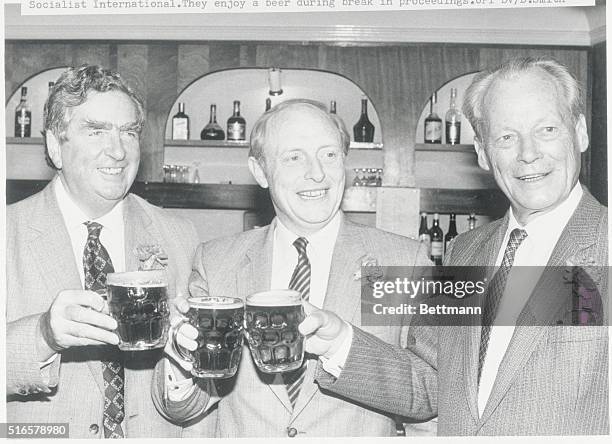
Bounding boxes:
248 157 269 189
474 137 491 171
574 114 589 154
46 130 63 169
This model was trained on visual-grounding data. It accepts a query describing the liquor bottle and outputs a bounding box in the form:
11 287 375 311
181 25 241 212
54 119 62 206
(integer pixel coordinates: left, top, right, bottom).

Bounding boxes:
265 98 272 112
48 81 55 95
430 213 444 265
330 100 337 114
444 213 458 253
200 104 225 140
227 100 246 141
353 97 375 143
14 87 31 138
468 213 477 231
171 102 189 140
424 92 442 144
418 212 431 257
445 88 462 145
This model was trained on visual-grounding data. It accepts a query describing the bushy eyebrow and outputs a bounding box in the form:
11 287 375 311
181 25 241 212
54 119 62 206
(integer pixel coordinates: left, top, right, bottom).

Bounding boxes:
80 119 141 132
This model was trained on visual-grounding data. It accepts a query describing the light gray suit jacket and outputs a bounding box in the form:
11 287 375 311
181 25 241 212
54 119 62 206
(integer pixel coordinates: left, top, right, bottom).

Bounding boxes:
316 189 609 435
153 215 432 437
6 180 199 438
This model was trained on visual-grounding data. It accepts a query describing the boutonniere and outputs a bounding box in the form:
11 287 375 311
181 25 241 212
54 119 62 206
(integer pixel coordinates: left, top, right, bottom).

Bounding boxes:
134 244 168 270
353 257 384 287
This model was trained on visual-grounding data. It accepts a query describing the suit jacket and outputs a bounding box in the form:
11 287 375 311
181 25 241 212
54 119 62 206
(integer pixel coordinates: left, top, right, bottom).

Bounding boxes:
6 180 199 438
316 189 609 435
153 215 432 437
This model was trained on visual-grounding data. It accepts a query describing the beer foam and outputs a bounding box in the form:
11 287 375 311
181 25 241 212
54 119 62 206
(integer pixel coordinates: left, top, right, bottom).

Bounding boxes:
188 296 244 310
246 289 302 307
106 270 167 287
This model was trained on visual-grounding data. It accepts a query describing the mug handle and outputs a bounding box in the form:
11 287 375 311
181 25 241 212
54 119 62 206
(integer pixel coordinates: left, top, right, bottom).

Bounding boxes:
171 319 195 363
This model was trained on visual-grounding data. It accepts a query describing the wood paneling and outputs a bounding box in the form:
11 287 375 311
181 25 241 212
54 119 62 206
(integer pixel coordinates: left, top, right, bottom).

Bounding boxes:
589 42 607 205
177 44 211 93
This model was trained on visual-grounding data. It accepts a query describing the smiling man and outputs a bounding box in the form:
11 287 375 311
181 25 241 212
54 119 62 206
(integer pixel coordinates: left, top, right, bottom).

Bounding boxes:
6 65 198 438
152 99 433 437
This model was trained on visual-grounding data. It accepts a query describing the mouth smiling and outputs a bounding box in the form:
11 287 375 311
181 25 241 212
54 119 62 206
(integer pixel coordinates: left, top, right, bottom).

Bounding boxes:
99 167 124 176
297 189 328 200
516 172 550 183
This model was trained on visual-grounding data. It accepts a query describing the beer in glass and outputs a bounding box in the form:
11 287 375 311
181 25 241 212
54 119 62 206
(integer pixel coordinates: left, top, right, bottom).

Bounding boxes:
106 270 169 351
173 296 244 378
245 290 305 373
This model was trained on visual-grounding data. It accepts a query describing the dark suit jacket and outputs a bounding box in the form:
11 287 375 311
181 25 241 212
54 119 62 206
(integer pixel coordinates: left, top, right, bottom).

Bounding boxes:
316 189 609 435
6 180 198 438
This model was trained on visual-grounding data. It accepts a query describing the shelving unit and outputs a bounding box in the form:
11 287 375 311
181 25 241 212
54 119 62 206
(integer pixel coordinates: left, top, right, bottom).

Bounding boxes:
164 140 383 150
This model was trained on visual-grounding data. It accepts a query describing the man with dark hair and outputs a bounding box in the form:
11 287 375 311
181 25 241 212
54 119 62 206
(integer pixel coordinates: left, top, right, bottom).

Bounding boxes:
298 57 608 435
6 65 198 438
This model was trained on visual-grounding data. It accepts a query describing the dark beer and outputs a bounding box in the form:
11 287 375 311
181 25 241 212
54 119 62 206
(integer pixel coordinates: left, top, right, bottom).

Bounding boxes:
245 290 304 373
176 297 244 378
106 270 169 351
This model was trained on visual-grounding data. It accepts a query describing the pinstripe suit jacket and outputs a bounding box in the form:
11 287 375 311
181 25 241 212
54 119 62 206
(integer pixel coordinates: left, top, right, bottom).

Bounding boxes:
316 189 609 435
6 180 198 438
153 215 433 437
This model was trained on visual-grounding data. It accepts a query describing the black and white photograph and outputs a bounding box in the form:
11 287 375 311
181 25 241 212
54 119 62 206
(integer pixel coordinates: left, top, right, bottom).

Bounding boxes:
2 0 609 440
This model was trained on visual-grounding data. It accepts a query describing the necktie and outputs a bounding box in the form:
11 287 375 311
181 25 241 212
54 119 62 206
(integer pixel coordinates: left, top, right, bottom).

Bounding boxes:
478 228 528 383
284 237 310 410
83 222 125 439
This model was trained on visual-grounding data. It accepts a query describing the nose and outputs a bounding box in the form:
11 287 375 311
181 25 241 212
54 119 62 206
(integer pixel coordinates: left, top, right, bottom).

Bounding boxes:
104 129 127 161
517 135 542 163
305 157 325 182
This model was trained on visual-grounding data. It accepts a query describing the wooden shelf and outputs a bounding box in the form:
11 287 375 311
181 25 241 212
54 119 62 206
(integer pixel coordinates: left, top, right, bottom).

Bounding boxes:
415 143 475 153
6 137 44 145
164 140 383 150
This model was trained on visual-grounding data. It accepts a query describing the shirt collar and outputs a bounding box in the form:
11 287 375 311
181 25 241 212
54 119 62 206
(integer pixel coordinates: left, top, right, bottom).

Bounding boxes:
53 176 125 234
275 211 343 254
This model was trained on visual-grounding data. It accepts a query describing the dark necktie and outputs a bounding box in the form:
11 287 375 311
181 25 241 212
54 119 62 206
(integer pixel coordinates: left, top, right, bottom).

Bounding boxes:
83 222 125 439
284 237 310 410
478 228 528 383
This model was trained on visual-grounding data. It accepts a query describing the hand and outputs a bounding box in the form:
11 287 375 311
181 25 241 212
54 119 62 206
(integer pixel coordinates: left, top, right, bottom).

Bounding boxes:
164 294 198 375
38 289 119 361
298 301 350 359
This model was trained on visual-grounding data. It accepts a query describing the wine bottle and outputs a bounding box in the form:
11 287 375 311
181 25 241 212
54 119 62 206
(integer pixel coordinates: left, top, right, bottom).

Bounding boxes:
418 212 431 257
353 97 375 143
265 98 272 112
445 88 462 145
444 213 458 254
171 102 189 140
15 87 31 138
468 213 477 231
48 81 55 95
227 100 246 141
330 100 337 114
430 213 444 265
424 92 442 144
200 104 225 140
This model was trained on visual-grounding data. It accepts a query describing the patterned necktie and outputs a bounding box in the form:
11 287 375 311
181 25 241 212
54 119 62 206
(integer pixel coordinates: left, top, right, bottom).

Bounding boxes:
284 237 310 410
83 222 125 439
478 228 528 382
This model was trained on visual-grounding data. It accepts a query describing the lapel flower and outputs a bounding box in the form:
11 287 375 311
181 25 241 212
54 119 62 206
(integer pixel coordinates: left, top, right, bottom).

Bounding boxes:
134 244 168 270
353 257 384 289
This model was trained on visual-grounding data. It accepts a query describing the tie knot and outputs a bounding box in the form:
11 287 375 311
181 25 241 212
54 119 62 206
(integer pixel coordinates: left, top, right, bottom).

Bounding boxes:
293 237 308 255
508 228 528 246
85 221 103 239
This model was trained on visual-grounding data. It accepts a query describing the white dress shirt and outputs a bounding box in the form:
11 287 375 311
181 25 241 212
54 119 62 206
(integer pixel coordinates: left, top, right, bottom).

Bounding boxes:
477 183 583 416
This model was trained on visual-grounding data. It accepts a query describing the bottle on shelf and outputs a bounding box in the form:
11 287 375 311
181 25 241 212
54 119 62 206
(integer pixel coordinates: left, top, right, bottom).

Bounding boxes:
200 104 225 140
47 81 55 95
424 92 442 144
468 213 477 231
445 88 462 145
353 97 375 143
265 98 272 112
330 100 337 114
14 86 31 138
227 100 246 141
418 212 431 258
444 213 458 254
430 213 444 266
171 102 189 140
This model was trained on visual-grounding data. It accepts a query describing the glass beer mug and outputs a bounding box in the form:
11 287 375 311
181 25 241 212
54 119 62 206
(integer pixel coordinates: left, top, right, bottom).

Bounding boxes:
245 289 305 373
172 296 244 378
106 270 169 351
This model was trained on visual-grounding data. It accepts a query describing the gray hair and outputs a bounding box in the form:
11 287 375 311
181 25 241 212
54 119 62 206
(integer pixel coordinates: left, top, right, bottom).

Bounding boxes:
463 57 584 142
43 64 145 169
249 98 350 162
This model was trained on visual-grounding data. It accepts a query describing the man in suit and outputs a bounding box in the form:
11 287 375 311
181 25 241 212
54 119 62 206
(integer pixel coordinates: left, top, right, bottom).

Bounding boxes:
152 99 433 437
299 57 608 435
6 65 198 438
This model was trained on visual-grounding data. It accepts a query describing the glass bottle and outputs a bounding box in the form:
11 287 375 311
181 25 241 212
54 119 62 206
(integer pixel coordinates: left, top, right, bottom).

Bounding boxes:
227 100 246 141
353 97 375 143
430 213 444 265
171 102 189 140
424 92 442 144
201 104 225 140
14 86 31 138
445 88 462 145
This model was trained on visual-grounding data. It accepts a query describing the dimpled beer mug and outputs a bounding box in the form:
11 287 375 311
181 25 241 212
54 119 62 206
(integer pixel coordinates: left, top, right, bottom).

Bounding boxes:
106 270 169 351
173 296 244 378
245 289 305 373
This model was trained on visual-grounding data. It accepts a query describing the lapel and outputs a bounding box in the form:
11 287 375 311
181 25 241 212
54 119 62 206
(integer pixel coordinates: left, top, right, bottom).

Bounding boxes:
292 217 372 419
478 191 601 426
